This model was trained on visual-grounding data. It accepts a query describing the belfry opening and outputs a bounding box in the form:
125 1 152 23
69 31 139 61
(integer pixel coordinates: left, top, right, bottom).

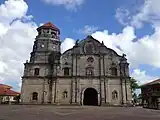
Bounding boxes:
83 88 98 106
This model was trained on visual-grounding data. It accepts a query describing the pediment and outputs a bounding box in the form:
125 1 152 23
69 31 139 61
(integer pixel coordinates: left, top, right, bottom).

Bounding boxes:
62 35 121 57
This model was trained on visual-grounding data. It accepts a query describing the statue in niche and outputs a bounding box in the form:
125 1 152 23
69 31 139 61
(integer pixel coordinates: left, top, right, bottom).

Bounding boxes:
63 91 68 98
86 67 94 76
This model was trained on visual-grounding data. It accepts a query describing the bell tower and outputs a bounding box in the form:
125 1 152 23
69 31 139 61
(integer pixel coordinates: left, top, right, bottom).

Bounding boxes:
30 22 61 63
21 22 61 104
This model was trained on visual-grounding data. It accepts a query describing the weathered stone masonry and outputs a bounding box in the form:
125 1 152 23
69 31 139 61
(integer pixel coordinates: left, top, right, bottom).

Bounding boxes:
21 22 132 106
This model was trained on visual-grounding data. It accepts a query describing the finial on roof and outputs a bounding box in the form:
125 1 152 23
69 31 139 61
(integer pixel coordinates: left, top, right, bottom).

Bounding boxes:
120 53 127 62
122 54 126 57
87 35 93 38
102 41 104 45
75 39 79 46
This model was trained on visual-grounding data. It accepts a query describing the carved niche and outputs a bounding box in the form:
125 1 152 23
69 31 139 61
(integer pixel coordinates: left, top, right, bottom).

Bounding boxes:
84 41 96 54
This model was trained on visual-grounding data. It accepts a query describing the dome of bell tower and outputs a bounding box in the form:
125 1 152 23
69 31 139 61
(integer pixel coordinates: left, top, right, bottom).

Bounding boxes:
37 22 60 34
36 22 60 40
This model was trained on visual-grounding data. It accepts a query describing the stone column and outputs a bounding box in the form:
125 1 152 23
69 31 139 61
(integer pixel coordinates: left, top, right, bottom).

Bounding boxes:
98 93 100 106
101 79 106 105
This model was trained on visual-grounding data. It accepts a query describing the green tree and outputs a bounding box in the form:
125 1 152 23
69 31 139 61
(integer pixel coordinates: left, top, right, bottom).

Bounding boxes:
130 78 139 94
130 78 139 103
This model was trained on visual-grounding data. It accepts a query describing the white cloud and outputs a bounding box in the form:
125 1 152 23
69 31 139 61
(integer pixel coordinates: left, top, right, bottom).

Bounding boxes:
113 0 160 84
0 23 8 36
77 25 99 35
92 26 136 64
0 76 4 83
61 38 75 53
0 20 37 91
42 0 85 11
0 0 37 91
0 0 28 24
115 8 131 26
116 0 160 28
131 69 158 85
131 0 160 28
91 26 160 68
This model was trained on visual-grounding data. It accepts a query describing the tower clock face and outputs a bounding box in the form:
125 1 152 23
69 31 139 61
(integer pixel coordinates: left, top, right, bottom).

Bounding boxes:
41 44 45 48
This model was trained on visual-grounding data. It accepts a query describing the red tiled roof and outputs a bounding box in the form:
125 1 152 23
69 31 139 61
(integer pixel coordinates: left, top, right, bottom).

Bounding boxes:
37 22 60 32
0 83 20 96
0 87 20 96
141 79 160 87
43 22 58 28
0 84 12 89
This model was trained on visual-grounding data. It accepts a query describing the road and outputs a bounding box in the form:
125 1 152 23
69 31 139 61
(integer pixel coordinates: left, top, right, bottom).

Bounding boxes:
0 105 160 120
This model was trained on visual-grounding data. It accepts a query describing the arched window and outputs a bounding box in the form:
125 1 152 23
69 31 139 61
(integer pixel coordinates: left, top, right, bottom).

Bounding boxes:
86 68 94 76
34 68 39 76
111 67 117 76
51 31 56 36
32 92 38 100
64 67 69 76
63 91 68 98
112 91 118 100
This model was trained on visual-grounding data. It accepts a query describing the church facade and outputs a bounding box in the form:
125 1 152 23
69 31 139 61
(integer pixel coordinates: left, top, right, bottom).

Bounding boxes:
21 22 132 106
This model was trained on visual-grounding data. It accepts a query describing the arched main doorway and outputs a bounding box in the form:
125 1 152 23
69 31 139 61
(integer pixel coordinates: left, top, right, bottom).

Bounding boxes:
83 88 98 106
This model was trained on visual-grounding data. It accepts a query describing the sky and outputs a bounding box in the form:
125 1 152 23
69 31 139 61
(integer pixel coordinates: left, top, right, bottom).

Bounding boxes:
0 0 160 91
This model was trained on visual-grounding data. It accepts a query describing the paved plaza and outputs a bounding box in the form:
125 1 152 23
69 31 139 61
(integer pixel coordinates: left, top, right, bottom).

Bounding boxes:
0 105 160 120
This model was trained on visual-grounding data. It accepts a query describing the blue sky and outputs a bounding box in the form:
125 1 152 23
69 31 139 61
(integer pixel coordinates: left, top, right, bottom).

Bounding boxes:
0 0 160 91
24 0 152 39
26 0 123 39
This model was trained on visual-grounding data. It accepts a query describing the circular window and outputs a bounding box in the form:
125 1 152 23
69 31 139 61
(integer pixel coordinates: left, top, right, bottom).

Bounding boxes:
87 57 94 63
